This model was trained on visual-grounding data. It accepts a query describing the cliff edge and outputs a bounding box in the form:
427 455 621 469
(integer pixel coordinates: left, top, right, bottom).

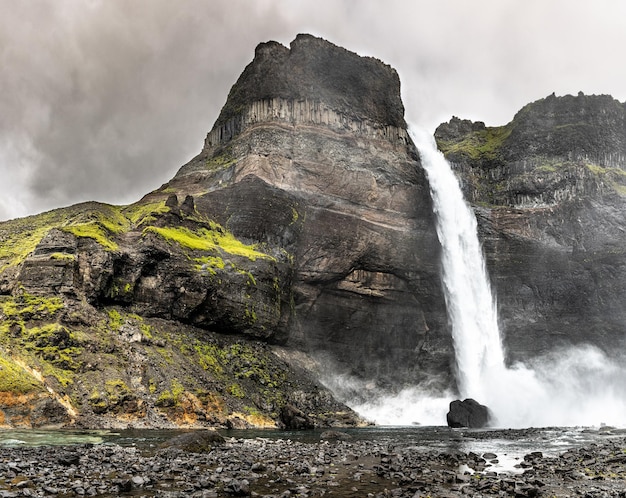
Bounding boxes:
436 93 626 361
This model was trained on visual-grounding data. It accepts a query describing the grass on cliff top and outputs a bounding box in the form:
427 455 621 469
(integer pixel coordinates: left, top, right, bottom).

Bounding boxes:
145 223 274 261
121 200 170 226
437 124 512 161
0 201 170 272
58 202 162 251
0 209 70 271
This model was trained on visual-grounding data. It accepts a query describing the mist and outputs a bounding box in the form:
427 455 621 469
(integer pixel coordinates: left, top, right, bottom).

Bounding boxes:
2 0 626 220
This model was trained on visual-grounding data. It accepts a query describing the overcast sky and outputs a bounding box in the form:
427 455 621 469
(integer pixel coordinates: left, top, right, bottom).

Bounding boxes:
1 0 625 221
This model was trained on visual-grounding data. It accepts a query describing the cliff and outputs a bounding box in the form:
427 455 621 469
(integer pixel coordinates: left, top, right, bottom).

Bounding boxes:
0 35 451 428
435 92 626 361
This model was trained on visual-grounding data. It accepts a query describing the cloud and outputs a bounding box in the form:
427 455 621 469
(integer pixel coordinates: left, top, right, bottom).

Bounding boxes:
1 0 626 220
0 0 291 219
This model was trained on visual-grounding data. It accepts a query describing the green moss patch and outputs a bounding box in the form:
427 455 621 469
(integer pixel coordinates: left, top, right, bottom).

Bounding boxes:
0 352 43 394
60 205 129 251
0 209 69 271
0 293 80 388
437 124 512 161
122 201 170 226
0 200 173 273
0 293 64 322
585 163 626 196
145 224 274 261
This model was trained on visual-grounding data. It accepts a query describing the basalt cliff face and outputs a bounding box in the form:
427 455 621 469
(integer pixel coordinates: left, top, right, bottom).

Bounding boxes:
167 34 449 389
436 92 626 361
0 35 451 428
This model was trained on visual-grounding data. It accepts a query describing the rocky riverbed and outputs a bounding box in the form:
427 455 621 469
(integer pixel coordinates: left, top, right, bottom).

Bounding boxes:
1 430 626 497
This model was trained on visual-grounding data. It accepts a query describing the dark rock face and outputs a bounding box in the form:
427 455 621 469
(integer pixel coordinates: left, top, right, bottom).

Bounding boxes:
436 93 626 362
446 398 490 428
0 35 451 428
279 404 314 430
214 34 406 132
169 34 451 389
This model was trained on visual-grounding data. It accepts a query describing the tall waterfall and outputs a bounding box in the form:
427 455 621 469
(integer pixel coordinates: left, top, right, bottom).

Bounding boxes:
412 130 505 401
409 130 626 428
338 129 626 428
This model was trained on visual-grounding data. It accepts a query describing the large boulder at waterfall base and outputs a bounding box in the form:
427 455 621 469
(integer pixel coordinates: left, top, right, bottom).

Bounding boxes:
446 399 490 428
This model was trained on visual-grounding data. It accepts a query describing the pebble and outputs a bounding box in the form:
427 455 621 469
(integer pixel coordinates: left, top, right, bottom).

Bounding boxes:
0 436 626 496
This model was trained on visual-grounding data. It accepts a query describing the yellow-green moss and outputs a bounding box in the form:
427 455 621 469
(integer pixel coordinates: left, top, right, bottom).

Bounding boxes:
437 124 512 161
0 200 172 270
122 201 170 226
0 293 78 388
145 224 274 261
155 379 186 407
107 309 123 331
205 149 236 172
0 352 43 393
0 293 64 322
0 209 68 271
194 343 225 376
291 207 300 224
228 383 245 398
60 204 130 252
62 223 119 251
585 163 626 196
104 379 130 405
195 255 226 274
24 324 82 375
49 252 76 261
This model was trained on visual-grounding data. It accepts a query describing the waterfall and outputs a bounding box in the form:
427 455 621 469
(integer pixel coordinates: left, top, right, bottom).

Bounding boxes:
412 130 505 401
410 129 626 428
335 128 626 428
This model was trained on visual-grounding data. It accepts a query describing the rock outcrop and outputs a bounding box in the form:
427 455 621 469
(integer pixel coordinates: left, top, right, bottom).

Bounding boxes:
166 34 451 389
0 34 451 428
446 398 490 428
435 92 626 362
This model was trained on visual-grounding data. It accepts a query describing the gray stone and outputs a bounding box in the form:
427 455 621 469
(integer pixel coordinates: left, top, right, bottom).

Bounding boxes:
446 399 490 428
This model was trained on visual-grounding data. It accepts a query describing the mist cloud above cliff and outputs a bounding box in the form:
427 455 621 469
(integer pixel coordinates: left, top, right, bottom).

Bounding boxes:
1 0 625 220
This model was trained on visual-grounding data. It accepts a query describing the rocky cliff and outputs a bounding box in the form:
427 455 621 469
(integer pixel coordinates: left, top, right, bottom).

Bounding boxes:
7 35 622 429
167 34 450 391
0 34 452 428
435 92 626 361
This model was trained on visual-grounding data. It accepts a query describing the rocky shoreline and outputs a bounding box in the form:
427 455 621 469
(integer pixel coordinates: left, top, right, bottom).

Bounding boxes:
1 430 626 497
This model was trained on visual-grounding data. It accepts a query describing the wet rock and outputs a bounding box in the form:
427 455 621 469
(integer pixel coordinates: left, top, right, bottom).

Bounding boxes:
446 398 490 428
160 430 226 453
279 404 314 430
320 430 352 440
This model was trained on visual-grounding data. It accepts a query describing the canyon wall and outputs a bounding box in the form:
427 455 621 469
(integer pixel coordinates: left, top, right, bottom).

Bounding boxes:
436 92 626 361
